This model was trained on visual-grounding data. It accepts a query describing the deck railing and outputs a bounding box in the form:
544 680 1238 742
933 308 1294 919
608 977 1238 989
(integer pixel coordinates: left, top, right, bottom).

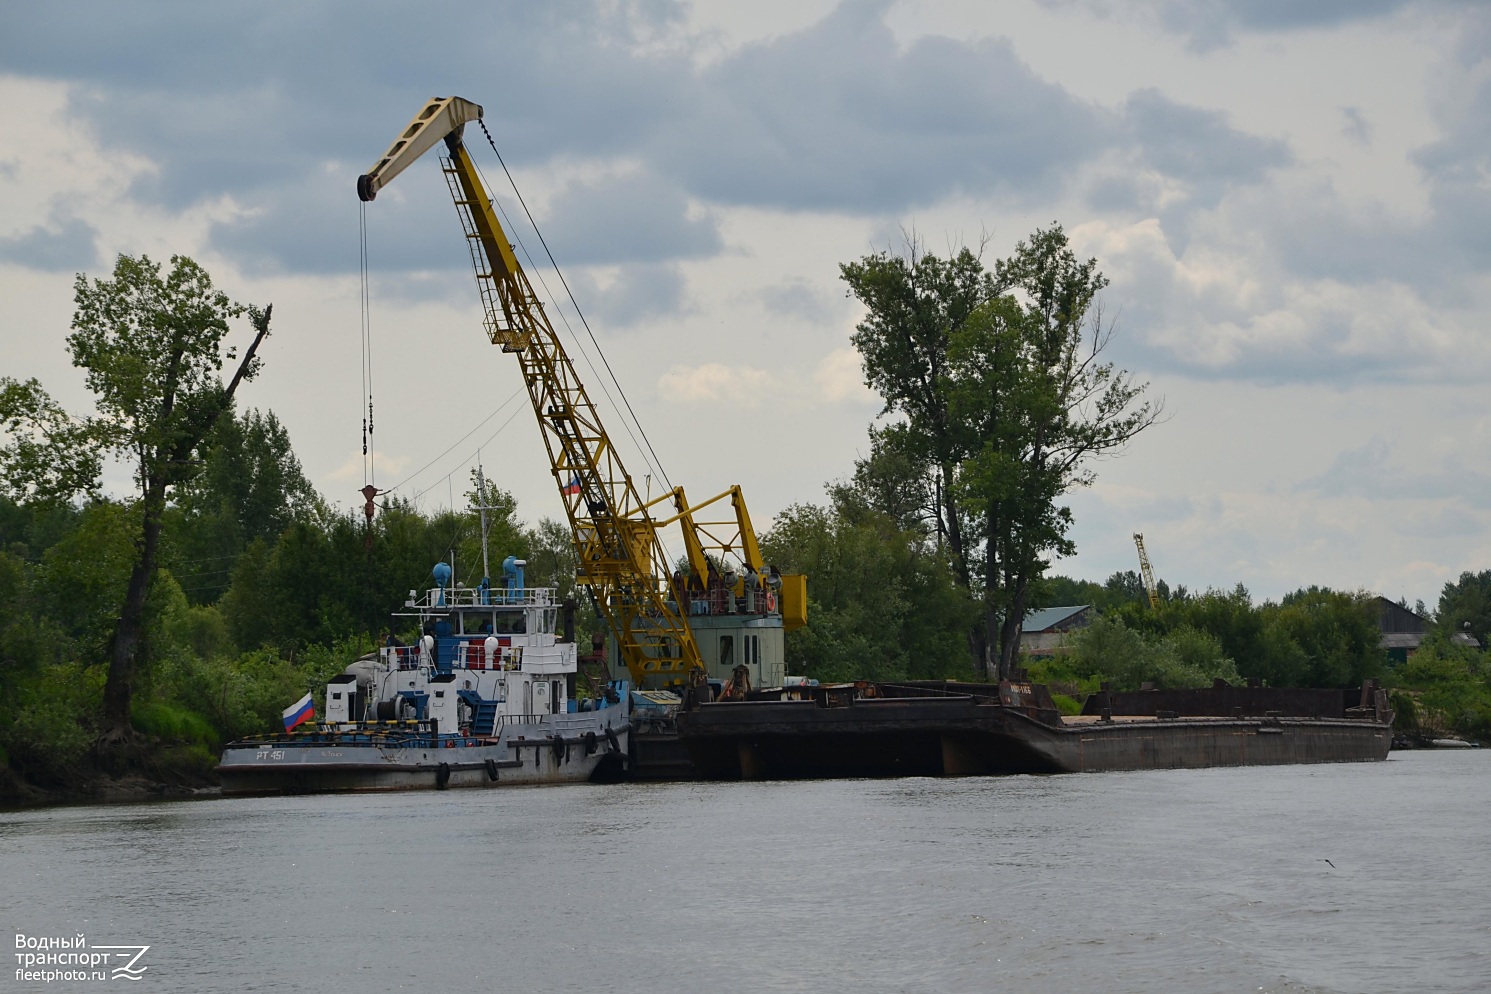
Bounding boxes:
408 586 554 609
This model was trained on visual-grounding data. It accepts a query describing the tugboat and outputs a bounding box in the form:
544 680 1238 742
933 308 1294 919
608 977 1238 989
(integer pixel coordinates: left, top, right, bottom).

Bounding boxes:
216 556 630 795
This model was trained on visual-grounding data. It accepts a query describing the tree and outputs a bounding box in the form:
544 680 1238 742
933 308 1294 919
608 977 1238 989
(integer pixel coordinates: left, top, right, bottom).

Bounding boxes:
0 378 102 506
67 254 272 736
1435 570 1491 647
761 500 977 683
827 423 942 537
167 404 318 604
1268 587 1386 687
841 225 1159 679
841 241 998 594
1067 615 1239 691
965 227 1161 677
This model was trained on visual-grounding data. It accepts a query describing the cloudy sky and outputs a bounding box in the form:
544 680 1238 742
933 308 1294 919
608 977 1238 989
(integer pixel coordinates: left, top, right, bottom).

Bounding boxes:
2 0 1489 608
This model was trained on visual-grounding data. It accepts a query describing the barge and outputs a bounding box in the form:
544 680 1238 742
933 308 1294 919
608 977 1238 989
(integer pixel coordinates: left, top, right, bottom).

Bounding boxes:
675 679 1394 780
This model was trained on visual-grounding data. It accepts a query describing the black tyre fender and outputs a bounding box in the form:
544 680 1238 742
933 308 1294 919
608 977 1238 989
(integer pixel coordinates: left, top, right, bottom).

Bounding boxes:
435 762 451 790
605 725 621 754
583 731 598 755
484 758 499 782
551 736 565 760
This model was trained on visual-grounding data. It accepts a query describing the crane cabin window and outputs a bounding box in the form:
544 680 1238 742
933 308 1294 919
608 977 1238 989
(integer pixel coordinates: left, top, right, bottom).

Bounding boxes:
719 635 735 670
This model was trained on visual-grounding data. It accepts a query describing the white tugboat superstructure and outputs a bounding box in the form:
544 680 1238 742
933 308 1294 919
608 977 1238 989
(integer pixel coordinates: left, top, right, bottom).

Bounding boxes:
217 558 630 795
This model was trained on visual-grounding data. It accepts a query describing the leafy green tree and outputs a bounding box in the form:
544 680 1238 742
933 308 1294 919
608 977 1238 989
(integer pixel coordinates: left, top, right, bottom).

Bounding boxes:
842 226 1159 679
0 378 102 506
1392 630 1491 739
67 254 273 735
827 422 943 537
1031 574 1106 611
966 228 1160 677
1434 570 1491 647
166 405 318 604
841 242 997 594
762 501 976 683
1266 587 1386 687
1066 615 1238 691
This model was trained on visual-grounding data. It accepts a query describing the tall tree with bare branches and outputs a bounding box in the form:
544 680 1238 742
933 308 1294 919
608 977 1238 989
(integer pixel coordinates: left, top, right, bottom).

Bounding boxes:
843 225 1160 678
67 254 273 737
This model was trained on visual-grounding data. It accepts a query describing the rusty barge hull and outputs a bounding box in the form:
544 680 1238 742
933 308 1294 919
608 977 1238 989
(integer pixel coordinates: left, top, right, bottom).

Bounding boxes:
676 684 1393 780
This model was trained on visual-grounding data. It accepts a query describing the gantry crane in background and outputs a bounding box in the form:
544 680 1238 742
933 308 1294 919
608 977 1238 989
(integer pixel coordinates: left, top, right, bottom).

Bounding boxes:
356 97 804 690
1133 532 1160 609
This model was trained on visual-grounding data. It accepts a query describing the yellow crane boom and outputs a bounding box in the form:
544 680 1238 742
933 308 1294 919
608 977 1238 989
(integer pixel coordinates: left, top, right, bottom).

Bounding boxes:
1133 532 1160 609
357 96 800 687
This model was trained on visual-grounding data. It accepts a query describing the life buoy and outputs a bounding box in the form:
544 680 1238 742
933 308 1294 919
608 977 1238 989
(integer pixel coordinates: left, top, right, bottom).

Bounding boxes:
765 591 777 612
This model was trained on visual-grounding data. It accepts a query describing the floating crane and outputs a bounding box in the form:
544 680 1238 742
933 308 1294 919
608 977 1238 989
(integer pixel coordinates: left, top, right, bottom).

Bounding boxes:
357 97 803 690
1133 532 1160 609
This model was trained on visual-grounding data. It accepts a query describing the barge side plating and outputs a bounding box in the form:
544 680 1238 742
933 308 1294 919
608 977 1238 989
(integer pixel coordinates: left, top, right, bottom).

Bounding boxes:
676 680 1394 780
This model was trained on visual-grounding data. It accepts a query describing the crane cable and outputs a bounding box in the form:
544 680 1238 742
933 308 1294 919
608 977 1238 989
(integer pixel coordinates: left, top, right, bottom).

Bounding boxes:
358 200 377 488
475 118 674 494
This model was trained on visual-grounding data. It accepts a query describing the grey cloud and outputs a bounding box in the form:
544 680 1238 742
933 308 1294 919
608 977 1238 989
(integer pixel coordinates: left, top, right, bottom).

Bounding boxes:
653 2 1110 212
1341 107 1372 146
0 217 99 272
210 166 472 278
1156 0 1413 49
6 0 1303 282
1042 0 1429 50
1125 90 1288 186
1079 91 1291 241
757 278 835 324
1411 74 1491 277
1250 72 1491 298
1296 437 1491 508
3 2 693 208
564 262 688 328
535 172 721 266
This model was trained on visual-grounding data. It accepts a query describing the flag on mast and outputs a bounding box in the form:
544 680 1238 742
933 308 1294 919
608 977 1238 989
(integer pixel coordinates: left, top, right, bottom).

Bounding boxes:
561 474 582 496
282 693 314 731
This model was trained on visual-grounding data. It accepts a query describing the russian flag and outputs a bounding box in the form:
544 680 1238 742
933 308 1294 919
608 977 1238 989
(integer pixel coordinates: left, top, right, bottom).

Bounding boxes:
282 692 314 731
561 474 582 496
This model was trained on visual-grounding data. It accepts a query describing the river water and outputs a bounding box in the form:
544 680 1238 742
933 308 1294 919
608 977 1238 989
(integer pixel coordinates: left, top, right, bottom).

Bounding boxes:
3 750 1488 993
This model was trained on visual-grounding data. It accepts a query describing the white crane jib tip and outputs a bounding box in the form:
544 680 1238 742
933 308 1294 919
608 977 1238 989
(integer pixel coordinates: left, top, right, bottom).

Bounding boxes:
357 96 485 202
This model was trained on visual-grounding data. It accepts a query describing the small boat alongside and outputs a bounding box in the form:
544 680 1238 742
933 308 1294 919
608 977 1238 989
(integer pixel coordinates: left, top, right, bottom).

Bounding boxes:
217 558 630 795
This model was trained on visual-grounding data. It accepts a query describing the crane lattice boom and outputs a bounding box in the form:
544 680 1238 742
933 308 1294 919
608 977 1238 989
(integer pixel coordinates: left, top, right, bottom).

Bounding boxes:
1133 532 1160 610
359 96 710 685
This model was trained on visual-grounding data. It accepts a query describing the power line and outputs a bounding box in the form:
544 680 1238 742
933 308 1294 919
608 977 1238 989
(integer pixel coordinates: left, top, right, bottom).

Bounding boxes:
409 403 527 508
476 119 674 494
470 155 666 494
382 388 524 494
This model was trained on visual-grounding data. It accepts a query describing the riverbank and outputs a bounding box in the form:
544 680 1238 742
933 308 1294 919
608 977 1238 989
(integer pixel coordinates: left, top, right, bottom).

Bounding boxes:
0 742 219 809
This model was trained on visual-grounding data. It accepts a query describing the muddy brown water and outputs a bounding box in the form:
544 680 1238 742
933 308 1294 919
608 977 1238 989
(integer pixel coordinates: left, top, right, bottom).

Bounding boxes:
2 749 1487 993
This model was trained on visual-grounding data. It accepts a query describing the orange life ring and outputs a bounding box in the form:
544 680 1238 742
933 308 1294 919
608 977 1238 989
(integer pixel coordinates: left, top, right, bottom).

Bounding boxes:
765 591 777 612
